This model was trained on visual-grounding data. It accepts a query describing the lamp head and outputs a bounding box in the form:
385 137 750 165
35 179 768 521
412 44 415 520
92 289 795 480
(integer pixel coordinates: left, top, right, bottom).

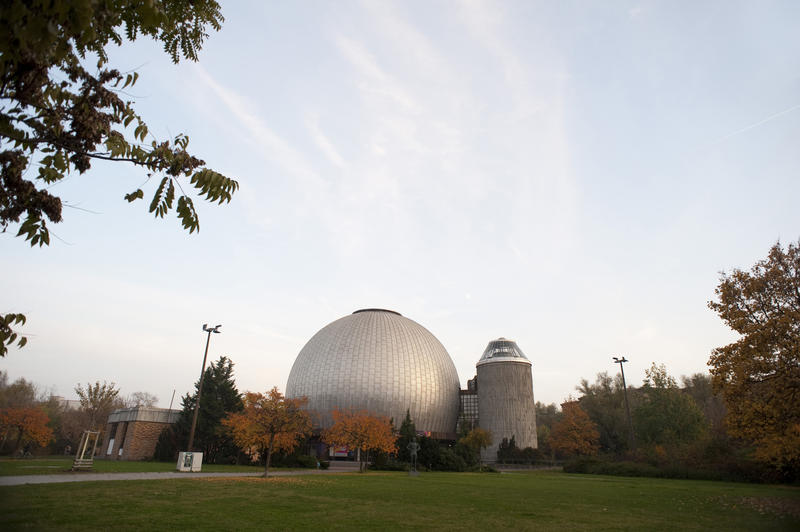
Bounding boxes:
203 324 222 333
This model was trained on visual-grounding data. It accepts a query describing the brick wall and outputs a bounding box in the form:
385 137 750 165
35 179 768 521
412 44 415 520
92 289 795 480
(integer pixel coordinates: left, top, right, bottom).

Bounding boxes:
121 420 167 460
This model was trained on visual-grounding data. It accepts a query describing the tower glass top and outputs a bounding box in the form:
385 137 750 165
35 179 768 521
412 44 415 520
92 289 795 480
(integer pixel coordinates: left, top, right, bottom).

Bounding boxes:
479 338 528 361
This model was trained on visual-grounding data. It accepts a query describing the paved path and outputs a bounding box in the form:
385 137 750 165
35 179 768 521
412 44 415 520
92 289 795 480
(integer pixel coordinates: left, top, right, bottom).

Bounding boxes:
0 464 360 487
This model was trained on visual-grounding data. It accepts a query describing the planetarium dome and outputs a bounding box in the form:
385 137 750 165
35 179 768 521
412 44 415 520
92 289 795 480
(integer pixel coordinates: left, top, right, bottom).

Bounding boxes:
286 309 461 434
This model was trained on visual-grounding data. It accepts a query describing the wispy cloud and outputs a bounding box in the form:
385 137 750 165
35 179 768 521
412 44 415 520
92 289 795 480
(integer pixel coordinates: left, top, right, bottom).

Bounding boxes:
335 35 418 112
305 112 346 168
457 0 539 117
456 0 578 266
192 64 325 190
714 103 800 143
198 3 578 283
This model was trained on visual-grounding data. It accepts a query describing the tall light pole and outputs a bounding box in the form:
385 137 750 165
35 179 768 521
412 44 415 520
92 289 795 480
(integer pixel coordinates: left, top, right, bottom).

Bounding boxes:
187 324 221 451
613 356 636 451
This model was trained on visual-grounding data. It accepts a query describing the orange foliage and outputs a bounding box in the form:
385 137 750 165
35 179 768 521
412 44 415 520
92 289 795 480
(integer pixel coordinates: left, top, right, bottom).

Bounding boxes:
323 410 397 472
223 387 311 476
709 241 800 470
549 401 600 458
0 406 53 452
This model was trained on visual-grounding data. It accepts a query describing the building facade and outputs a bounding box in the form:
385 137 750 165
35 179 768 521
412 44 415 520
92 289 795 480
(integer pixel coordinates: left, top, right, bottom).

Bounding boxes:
456 376 479 434
101 407 180 461
286 309 538 462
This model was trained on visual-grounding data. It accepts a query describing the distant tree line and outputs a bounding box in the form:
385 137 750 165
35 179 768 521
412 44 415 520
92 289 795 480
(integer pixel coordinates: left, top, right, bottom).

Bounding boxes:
4 242 795 482
535 359 793 483
0 371 158 456
544 240 799 483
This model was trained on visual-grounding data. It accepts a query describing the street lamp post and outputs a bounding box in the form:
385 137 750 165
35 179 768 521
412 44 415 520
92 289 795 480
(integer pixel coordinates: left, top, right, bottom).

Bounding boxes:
187 324 221 452
613 356 636 451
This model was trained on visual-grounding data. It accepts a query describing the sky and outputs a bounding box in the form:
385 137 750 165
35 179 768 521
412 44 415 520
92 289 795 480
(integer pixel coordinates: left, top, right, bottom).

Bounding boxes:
3 0 799 408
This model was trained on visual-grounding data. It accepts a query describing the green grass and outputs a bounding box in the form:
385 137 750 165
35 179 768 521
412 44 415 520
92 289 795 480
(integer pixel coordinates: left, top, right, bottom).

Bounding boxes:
1 470 798 530
0 457 265 476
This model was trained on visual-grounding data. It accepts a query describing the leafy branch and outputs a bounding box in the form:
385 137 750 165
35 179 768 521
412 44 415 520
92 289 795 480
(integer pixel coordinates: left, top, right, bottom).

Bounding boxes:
0 1 235 356
0 313 27 357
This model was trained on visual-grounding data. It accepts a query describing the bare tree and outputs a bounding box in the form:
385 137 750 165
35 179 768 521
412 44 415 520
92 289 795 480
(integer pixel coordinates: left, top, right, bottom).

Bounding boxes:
124 392 159 408
0 376 40 409
75 381 123 430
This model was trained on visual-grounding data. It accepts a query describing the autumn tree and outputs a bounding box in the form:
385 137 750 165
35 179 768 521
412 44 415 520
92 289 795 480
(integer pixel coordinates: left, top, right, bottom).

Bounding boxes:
460 427 492 468
535 401 563 460
549 401 600 458
0 373 66 453
223 388 311 477
0 0 238 356
708 240 800 472
323 410 397 473
633 363 706 446
75 381 122 430
223 389 310 475
0 374 39 409
0 406 53 454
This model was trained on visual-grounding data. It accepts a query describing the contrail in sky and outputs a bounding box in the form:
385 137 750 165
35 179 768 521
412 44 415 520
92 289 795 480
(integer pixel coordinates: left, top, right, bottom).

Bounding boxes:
716 103 800 143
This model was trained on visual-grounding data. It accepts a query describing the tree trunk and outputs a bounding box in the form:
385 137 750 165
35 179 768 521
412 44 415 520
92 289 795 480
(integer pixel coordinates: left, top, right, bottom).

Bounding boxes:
0 427 9 453
13 427 23 454
264 435 275 478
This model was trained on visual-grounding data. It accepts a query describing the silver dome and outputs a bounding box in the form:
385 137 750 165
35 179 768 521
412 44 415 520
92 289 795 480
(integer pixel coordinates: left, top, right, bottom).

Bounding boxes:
286 309 461 434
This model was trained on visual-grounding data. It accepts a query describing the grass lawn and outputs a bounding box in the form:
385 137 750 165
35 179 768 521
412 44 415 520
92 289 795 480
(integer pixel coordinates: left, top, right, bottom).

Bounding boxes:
0 457 265 476
1 470 798 530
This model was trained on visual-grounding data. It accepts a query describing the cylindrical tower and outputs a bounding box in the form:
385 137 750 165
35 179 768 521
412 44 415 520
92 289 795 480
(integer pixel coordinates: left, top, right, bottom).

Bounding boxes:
476 338 537 462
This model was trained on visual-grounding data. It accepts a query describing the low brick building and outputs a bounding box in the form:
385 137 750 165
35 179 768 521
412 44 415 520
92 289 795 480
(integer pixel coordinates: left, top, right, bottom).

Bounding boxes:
102 407 180 461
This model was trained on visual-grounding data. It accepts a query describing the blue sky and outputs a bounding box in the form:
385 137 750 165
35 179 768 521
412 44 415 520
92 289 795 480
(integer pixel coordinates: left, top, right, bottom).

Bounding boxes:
3 1 799 407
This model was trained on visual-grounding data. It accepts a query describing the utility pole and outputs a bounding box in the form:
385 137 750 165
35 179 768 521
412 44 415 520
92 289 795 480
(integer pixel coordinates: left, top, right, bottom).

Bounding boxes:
187 324 221 451
613 356 636 451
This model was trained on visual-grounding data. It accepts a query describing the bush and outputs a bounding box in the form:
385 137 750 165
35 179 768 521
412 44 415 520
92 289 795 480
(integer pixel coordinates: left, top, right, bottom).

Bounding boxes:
562 457 600 474
153 427 178 462
319 460 330 470
563 457 661 477
369 459 408 471
436 448 468 472
417 436 442 470
454 441 478 467
269 449 319 468
562 452 781 483
294 455 318 469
